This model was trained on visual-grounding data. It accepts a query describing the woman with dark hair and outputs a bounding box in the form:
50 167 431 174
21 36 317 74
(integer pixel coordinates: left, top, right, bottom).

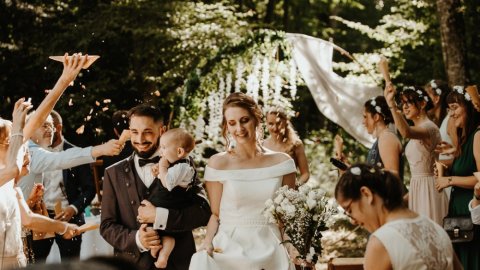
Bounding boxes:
335 96 403 179
264 108 310 185
189 92 296 269
435 85 480 269
384 84 448 225
335 164 458 270
425 80 454 162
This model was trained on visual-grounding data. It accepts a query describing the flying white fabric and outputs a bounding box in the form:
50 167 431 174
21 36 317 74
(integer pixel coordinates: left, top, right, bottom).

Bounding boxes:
287 33 381 147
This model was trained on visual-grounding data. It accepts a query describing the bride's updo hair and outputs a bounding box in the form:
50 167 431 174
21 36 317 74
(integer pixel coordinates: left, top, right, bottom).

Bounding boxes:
221 92 263 151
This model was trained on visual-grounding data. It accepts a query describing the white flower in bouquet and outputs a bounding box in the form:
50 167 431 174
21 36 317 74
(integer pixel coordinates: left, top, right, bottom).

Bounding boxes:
263 185 337 265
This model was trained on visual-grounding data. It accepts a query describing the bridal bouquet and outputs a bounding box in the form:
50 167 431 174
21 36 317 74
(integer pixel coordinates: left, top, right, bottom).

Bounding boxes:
264 185 337 265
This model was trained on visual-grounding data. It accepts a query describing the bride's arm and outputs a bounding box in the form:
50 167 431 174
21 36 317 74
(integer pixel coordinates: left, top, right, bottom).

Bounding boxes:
200 181 222 255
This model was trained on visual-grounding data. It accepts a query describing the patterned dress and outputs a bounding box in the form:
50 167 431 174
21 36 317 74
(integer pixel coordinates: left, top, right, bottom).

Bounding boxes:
406 121 448 224
372 215 454 269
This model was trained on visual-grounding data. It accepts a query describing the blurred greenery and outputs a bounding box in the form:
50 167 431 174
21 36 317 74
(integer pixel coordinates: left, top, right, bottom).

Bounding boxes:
3 0 479 261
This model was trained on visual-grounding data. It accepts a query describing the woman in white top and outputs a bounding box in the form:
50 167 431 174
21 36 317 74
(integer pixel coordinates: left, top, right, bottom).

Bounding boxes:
189 92 296 270
335 163 461 270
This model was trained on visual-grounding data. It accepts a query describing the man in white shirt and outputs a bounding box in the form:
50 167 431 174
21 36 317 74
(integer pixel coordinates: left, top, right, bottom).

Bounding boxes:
17 112 123 262
28 110 97 261
100 104 210 270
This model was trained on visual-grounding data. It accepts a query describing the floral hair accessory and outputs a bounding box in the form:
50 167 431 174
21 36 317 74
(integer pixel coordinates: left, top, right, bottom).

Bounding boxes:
402 86 430 103
430 80 442 96
375 106 382 114
465 85 480 112
370 98 376 107
350 167 361 176
453 85 471 101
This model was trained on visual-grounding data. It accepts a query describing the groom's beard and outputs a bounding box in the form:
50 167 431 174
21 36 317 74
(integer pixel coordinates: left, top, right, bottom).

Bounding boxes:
133 140 159 158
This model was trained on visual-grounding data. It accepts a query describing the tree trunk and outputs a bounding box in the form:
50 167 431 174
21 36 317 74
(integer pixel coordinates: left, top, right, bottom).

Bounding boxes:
283 0 289 31
435 0 468 86
265 0 276 24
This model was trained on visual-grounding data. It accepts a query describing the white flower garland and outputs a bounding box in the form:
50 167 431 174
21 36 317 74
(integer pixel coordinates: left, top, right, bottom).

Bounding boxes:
453 85 471 101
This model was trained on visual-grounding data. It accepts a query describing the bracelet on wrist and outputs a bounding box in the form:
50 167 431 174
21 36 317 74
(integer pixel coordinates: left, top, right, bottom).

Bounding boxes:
9 133 24 139
58 223 69 235
448 176 453 186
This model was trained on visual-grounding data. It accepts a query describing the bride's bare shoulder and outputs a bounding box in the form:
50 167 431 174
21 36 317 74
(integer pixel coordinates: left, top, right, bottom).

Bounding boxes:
263 148 292 163
207 152 231 169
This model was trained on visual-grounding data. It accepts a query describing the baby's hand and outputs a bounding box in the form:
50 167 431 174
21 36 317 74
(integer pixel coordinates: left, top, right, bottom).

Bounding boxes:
159 157 170 172
151 165 159 177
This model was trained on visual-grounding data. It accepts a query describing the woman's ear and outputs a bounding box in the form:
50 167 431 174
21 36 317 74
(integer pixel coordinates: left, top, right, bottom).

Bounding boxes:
359 186 374 205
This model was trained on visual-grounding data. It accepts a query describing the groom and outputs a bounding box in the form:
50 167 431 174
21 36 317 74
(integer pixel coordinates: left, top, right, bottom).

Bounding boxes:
100 104 211 270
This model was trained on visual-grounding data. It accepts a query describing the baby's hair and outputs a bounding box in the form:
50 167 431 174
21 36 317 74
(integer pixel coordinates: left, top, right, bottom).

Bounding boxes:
164 128 195 153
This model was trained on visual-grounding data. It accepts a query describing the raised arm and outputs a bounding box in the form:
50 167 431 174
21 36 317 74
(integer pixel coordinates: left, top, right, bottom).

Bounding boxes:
0 98 32 186
22 53 87 142
384 84 432 140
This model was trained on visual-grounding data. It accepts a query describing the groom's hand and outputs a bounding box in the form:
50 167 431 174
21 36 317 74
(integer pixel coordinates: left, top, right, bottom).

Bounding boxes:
139 224 161 250
138 200 156 224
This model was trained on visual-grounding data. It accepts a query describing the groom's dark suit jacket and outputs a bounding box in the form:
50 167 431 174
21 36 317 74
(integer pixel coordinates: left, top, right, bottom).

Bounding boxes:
100 154 211 270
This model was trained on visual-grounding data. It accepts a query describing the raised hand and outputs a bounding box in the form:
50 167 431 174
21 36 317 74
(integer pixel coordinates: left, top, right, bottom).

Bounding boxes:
11 98 33 134
334 134 344 160
91 139 123 158
58 53 88 86
384 82 397 107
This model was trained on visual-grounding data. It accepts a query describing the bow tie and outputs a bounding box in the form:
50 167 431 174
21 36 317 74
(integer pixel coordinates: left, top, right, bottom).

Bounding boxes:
138 156 160 167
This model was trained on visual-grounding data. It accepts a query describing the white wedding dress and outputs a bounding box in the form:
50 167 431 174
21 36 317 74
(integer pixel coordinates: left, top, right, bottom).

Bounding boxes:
189 159 296 270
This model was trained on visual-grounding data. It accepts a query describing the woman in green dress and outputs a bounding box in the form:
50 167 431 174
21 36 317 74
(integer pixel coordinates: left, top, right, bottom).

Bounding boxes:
435 85 480 270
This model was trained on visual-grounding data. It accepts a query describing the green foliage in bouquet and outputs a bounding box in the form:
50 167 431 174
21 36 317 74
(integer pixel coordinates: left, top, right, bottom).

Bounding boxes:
264 185 337 264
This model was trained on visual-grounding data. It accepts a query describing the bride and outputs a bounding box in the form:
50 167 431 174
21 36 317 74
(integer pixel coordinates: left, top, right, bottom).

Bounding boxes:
189 92 296 270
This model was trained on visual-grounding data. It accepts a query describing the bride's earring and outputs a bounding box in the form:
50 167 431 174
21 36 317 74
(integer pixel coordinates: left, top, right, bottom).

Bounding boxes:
228 133 236 151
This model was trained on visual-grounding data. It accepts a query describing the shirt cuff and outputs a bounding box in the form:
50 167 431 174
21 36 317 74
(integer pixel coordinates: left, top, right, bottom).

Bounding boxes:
153 207 169 230
69 205 78 215
469 200 480 225
135 230 149 252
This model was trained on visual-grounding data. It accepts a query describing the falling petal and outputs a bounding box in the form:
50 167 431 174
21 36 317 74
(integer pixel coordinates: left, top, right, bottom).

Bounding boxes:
68 98 74 106
76 125 85 134
44 66 47 70
102 107 109 112
86 115 92 121
81 84 86 90
89 108 94 114
95 101 100 106
154 90 160 96
103 99 111 103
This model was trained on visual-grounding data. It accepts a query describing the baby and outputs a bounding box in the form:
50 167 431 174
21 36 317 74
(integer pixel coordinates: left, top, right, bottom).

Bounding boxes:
149 128 198 268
